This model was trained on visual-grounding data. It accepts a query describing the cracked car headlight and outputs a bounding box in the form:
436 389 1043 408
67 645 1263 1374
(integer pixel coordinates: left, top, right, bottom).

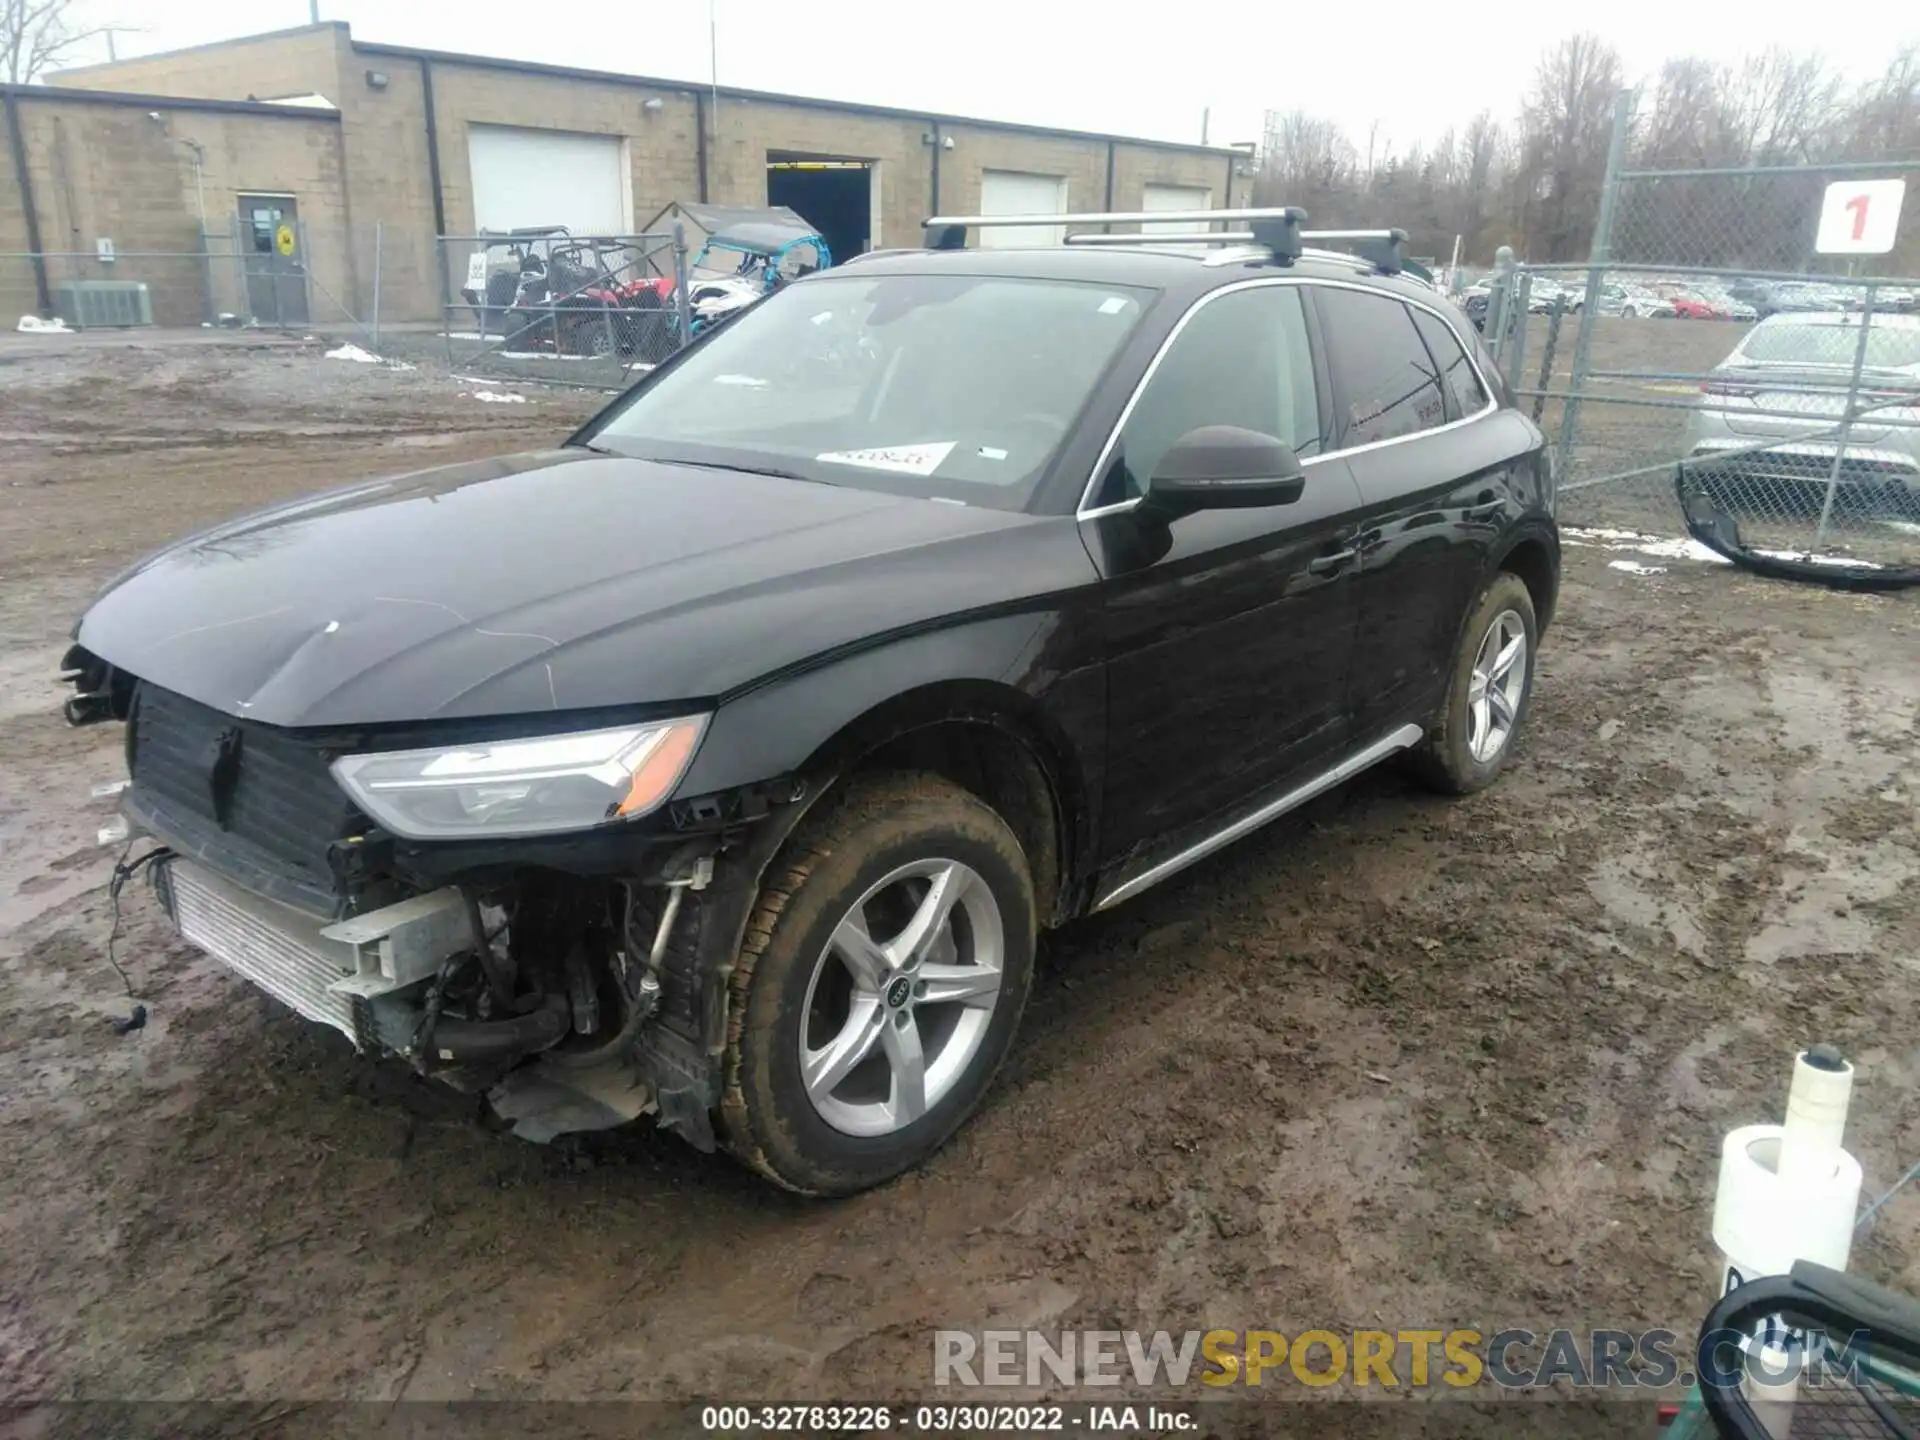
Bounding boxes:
330 716 707 840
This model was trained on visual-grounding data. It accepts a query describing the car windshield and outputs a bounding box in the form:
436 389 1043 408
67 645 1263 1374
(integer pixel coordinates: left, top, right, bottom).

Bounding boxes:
1738 322 1920 370
585 272 1153 508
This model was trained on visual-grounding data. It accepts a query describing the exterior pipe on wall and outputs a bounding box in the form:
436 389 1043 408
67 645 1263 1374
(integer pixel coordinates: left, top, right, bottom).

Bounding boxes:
696 92 709 203
418 57 446 236
929 120 941 216
1 89 52 316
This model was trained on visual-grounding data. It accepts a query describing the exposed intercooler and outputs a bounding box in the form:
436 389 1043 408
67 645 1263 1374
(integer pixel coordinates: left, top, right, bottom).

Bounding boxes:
162 860 473 1048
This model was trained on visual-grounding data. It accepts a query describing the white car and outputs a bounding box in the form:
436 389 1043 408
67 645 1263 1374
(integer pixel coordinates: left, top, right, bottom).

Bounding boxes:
1685 312 1920 511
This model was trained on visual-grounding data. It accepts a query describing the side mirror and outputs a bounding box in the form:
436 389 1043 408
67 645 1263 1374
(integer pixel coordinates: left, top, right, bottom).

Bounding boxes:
1145 426 1306 518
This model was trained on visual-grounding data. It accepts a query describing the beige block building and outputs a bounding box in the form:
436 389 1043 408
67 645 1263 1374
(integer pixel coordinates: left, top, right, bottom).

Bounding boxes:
3 21 1245 325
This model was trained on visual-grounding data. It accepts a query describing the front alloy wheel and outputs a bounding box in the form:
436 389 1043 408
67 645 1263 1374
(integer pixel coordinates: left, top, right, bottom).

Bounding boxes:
801 858 1005 1137
720 774 1035 1195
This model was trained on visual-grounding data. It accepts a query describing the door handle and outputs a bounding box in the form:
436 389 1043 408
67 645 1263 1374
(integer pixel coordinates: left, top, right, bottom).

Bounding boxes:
1308 548 1358 575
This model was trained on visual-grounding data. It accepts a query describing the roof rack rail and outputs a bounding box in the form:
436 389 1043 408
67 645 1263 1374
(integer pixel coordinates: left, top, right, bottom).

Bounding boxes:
1063 230 1260 246
1302 228 1408 275
924 210 1409 274
924 207 1306 263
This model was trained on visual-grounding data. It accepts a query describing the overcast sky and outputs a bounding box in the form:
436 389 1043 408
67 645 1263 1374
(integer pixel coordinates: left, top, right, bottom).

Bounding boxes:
71 2 1918 155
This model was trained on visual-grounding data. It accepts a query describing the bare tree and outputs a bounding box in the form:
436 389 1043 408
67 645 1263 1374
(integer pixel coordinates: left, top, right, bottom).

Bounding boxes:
1514 35 1626 260
1844 45 1920 158
2 0 110 84
1249 34 1916 269
1718 48 1839 164
1255 108 1360 219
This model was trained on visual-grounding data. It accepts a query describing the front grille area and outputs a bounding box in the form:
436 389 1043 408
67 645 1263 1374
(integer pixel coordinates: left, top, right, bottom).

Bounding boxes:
167 860 364 1046
129 683 362 916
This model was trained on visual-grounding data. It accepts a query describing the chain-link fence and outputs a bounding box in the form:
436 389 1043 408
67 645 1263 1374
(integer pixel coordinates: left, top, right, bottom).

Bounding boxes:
1476 142 1920 586
429 229 693 391
3 218 386 339
2 221 706 390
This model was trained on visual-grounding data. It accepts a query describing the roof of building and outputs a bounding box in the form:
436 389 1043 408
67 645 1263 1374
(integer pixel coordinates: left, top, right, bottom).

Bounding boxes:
0 79 342 120
53 22 1241 158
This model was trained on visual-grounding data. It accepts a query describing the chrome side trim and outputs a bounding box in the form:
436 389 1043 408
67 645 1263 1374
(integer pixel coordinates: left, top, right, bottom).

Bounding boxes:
1073 277 1498 519
1092 723 1425 912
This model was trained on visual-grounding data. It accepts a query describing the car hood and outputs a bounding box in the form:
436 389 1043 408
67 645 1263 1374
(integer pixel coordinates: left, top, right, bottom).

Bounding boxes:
76 449 1070 727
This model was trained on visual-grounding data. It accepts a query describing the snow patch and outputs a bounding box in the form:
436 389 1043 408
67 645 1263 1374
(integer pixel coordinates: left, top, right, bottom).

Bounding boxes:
325 343 381 363
1563 526 1729 565
1608 560 1668 576
1565 525 1884 571
16 315 70 334
470 390 527 404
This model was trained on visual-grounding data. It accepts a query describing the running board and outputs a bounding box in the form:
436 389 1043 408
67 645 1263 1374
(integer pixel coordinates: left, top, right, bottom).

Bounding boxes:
1093 724 1425 912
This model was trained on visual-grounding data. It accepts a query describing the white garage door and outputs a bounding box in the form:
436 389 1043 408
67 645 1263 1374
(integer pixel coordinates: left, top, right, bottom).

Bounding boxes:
979 170 1068 247
1142 184 1213 235
468 125 629 235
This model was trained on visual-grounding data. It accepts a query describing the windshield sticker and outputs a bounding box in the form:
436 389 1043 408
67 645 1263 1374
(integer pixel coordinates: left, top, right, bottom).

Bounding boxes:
1099 296 1130 315
815 441 957 476
977 446 1009 461
712 374 769 388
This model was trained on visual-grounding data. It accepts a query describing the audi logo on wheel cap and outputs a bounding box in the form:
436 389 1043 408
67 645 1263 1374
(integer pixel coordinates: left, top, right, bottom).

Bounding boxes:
885 976 913 1009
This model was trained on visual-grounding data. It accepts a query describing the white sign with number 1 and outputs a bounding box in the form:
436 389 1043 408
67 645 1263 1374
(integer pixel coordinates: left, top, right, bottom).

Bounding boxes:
1815 179 1905 255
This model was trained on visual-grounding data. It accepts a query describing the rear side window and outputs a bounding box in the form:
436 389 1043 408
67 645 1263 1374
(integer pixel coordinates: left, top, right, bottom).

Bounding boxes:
1410 307 1490 420
1315 287 1449 447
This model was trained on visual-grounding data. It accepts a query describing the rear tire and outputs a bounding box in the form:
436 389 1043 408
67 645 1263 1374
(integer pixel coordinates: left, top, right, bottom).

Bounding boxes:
719 774 1036 1196
1408 573 1538 796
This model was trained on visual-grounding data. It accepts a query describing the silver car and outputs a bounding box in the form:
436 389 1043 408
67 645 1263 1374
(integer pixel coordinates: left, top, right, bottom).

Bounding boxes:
1685 312 1920 509
1601 283 1675 319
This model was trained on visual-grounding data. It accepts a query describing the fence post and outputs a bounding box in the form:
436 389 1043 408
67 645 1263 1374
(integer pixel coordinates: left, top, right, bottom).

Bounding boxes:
231 213 252 325
1554 88 1634 485
672 222 693 353
1532 299 1566 424
1486 245 1516 367
371 222 383 350
198 225 217 327
1505 272 1533 392
436 235 454 369
297 219 313 329
1813 284 1877 547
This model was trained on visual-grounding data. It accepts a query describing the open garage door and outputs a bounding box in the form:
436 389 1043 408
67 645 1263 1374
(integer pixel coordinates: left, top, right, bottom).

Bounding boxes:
979 171 1068 247
767 155 872 261
468 125 629 234
1142 183 1213 234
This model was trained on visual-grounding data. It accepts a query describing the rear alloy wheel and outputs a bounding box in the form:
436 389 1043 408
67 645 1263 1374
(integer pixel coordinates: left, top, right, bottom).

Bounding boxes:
720 774 1035 1195
1408 572 1538 795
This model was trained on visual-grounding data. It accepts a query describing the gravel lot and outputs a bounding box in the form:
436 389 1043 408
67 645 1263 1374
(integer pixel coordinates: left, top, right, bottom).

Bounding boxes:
2 332 1917 1431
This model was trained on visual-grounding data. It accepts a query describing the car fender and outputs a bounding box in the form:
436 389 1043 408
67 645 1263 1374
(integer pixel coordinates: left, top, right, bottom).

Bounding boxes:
1487 518 1561 634
676 606 1105 887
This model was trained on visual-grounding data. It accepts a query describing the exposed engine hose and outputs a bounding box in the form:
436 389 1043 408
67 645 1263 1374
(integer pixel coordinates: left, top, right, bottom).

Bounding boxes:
422 991 570 1065
543 882 687 1071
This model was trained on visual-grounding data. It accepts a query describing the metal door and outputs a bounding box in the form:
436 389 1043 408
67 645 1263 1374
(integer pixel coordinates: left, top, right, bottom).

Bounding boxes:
237 195 309 325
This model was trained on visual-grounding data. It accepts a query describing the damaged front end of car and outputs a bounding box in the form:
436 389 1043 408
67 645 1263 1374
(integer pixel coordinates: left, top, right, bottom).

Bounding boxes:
63 644 806 1150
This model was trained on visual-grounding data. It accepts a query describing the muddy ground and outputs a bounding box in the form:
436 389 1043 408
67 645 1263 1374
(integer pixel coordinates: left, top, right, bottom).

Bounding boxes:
1 332 1917 1434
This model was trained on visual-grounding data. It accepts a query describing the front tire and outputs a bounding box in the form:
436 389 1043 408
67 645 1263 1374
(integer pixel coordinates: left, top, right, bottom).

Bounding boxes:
1409 572 1538 796
719 774 1036 1195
